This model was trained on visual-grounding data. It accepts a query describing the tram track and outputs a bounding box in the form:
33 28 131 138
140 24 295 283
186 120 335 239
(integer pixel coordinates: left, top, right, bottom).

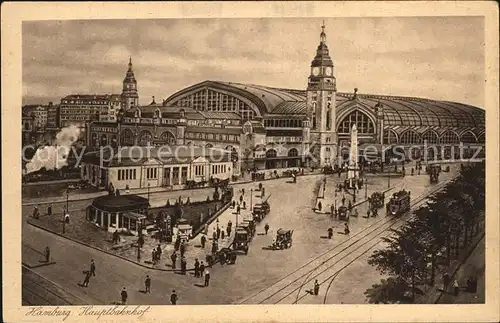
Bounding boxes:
238 176 454 304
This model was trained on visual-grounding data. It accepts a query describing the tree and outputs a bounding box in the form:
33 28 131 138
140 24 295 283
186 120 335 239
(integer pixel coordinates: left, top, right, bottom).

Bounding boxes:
364 277 411 304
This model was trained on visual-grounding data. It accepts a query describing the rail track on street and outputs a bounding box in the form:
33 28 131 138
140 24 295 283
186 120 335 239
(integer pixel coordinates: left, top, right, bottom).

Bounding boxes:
237 175 455 304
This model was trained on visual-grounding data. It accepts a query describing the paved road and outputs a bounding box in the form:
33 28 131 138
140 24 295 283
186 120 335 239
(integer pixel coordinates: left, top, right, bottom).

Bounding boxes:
238 168 460 304
22 168 460 305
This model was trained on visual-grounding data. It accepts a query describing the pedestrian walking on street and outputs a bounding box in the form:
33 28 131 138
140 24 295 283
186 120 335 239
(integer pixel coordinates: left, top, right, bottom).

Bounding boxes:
170 290 178 305
90 259 96 276
145 275 151 293
239 195 243 204
313 280 320 295
453 280 459 296
156 244 162 260
212 228 217 241
348 200 352 210
221 227 225 240
227 220 232 229
152 250 157 265
236 205 241 215
317 201 322 212
171 252 177 270
181 256 187 275
344 223 350 235
443 273 450 291
200 261 205 276
47 204 52 216
216 226 221 240
201 234 206 248
264 223 270 235
180 242 186 258
45 246 50 263
204 269 211 287
328 227 333 239
121 287 128 305
226 225 231 238
341 197 346 205
81 270 91 287
243 201 246 209
194 259 200 277
211 241 218 255
366 209 371 218
242 188 245 196
330 205 334 216
232 200 236 208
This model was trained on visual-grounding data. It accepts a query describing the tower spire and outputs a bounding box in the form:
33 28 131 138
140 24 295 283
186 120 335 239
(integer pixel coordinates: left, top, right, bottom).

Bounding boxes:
320 21 326 43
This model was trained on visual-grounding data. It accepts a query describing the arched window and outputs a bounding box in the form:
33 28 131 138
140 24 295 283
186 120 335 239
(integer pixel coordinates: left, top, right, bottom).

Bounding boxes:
288 148 299 157
266 149 277 158
138 130 152 146
460 131 477 143
422 130 439 144
477 133 485 143
337 110 375 134
121 129 134 146
100 134 108 147
383 129 398 144
440 131 460 145
400 130 421 144
155 109 161 118
312 102 317 129
134 108 141 118
206 143 213 148
159 131 176 145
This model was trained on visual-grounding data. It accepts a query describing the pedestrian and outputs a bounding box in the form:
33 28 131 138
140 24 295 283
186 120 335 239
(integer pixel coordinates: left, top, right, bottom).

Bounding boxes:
216 226 221 240
239 195 243 204
170 290 178 305
232 200 236 208
327 227 333 239
82 270 91 287
366 209 371 218
121 287 128 305
171 252 177 270
204 269 211 287
341 197 346 205
314 279 320 295
212 229 217 241
227 220 232 229
181 256 187 274
47 204 52 216
264 223 270 235
317 201 322 212
211 241 218 255
90 259 96 276
201 234 206 248
194 259 200 277
152 249 157 265
200 261 205 276
344 223 350 235
145 275 151 293
226 226 231 238
43 246 51 263
348 200 352 210
236 205 241 215
156 244 162 260
221 227 225 240
372 208 378 217
453 279 459 296
242 188 245 196
330 205 334 216
180 242 185 258
243 201 246 209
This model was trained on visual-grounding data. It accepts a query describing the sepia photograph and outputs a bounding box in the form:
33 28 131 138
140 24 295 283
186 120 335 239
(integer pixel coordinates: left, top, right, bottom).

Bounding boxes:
3 2 499 322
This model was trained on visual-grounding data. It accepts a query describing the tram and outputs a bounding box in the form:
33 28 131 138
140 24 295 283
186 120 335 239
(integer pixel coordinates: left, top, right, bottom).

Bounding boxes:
386 190 411 216
428 165 441 183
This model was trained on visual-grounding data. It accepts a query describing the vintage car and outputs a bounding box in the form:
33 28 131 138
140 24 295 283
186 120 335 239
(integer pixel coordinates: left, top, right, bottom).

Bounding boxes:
232 228 250 254
337 205 350 221
218 247 238 264
252 200 270 221
237 222 254 239
273 228 294 250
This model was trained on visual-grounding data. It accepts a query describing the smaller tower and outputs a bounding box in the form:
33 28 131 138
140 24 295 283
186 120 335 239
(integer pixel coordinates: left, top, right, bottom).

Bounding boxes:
121 56 139 110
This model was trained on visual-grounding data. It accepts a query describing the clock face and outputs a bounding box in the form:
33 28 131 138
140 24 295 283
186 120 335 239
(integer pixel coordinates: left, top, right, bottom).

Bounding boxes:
326 67 333 76
312 67 320 76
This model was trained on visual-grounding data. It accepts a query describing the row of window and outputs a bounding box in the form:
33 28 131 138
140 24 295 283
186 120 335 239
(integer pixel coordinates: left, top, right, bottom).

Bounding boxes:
264 119 303 128
118 169 137 181
173 89 256 120
384 130 484 144
62 100 110 105
185 132 239 142
211 164 227 175
194 165 205 176
266 136 303 144
146 168 158 179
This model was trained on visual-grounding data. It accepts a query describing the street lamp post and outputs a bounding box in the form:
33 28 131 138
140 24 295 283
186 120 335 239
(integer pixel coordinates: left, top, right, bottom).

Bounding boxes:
250 188 253 211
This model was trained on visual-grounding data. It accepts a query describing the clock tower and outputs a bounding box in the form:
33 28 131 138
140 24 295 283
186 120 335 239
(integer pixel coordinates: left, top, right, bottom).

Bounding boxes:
306 23 337 167
121 56 139 110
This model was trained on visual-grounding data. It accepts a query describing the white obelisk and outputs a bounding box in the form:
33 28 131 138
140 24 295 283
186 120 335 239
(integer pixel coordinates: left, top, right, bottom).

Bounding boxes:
347 124 359 188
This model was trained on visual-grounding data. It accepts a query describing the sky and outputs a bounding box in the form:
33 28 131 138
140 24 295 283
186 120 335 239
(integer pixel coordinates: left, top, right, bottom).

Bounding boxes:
22 17 484 107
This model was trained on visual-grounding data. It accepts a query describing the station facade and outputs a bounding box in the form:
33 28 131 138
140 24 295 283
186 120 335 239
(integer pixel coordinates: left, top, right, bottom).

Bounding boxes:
87 24 485 171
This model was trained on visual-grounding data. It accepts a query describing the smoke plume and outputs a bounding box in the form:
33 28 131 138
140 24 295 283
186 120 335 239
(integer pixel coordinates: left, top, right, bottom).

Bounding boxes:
25 125 81 174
